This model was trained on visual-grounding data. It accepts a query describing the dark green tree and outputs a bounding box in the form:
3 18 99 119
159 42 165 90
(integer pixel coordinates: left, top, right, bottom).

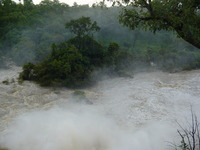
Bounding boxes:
23 0 33 6
65 16 100 38
108 42 119 55
114 0 200 49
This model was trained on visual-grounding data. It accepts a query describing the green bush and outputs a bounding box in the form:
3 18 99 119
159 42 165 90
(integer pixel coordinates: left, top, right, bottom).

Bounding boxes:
19 63 35 80
19 17 135 88
67 36 105 67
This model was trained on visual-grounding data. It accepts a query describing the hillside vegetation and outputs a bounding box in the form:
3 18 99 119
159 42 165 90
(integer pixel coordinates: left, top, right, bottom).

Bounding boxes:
0 0 200 87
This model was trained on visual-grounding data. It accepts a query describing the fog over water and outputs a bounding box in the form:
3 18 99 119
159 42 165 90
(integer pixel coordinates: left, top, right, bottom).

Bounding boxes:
0 66 200 150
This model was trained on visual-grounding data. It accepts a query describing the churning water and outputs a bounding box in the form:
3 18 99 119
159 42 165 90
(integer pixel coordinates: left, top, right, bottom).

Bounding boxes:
0 66 200 150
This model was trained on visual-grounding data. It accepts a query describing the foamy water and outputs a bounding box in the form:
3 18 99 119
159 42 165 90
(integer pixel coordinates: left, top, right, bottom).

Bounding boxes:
0 66 200 150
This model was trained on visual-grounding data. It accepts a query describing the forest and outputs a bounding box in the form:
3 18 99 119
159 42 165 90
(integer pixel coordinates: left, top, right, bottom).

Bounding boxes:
1 0 200 87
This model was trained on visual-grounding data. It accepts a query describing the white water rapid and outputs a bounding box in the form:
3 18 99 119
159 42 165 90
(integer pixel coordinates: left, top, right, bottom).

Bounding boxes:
0 66 200 150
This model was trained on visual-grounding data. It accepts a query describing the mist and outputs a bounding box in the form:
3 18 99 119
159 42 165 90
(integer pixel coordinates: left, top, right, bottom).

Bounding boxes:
1 65 200 150
1 2 200 150
0 107 174 150
1 4 199 69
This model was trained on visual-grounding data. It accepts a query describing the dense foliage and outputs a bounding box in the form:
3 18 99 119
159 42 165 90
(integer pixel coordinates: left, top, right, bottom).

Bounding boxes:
116 0 200 49
19 17 134 87
20 43 92 87
19 39 134 87
0 0 200 87
65 16 100 38
0 0 69 64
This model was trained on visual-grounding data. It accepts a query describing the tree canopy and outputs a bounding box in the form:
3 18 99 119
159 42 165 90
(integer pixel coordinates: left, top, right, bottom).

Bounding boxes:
1 0 200 74
65 16 100 38
116 0 200 49
19 16 134 88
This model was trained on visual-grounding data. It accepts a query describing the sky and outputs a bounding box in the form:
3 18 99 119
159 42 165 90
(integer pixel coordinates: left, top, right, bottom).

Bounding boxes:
33 0 101 5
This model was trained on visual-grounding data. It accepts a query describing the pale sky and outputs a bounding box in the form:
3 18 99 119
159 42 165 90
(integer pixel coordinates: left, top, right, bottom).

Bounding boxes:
33 0 101 6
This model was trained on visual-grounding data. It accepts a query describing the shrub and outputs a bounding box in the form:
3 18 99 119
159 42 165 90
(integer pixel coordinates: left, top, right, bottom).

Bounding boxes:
19 17 135 88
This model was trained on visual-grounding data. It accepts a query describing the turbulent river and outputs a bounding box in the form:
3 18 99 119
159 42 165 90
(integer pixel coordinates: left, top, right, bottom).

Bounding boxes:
0 66 200 150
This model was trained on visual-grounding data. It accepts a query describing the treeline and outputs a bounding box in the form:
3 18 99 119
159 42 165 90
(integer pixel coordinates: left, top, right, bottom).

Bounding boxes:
19 16 134 87
0 0 70 66
0 0 200 72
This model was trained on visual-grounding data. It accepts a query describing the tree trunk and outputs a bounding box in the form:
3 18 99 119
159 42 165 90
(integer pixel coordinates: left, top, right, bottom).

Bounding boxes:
176 29 200 49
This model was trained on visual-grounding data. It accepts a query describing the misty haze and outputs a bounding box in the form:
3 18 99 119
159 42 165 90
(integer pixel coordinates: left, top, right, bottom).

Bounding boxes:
0 0 200 150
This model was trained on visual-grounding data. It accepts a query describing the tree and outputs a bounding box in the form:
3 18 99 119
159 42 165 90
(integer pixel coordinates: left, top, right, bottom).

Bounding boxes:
171 109 200 150
23 0 33 6
112 0 200 49
65 16 100 38
108 42 119 55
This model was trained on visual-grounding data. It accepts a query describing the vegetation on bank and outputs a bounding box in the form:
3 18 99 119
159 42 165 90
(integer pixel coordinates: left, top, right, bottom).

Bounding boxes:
0 0 199 87
19 17 134 87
